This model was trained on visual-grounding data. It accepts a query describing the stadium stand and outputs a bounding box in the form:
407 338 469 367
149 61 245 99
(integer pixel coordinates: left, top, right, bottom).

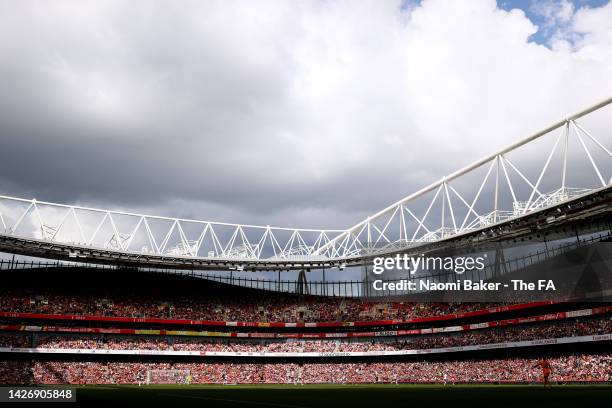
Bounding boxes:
1 268 611 385
0 269 565 326
0 313 610 352
0 354 611 384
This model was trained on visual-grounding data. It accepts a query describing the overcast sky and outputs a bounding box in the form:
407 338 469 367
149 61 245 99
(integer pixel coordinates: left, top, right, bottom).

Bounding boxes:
1 0 612 232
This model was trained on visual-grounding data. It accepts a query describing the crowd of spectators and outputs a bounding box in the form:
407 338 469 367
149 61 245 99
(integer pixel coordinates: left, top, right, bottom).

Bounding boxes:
0 335 30 348
0 290 501 323
1 353 610 384
2 314 609 353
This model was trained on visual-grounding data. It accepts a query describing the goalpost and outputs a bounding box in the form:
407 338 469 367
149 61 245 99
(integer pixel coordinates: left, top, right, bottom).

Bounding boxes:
146 369 191 384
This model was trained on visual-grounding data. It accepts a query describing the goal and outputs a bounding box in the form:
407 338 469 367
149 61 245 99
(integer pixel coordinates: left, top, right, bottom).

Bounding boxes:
146 369 191 384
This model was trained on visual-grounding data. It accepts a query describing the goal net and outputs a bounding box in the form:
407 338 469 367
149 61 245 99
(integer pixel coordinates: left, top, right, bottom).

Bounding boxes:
146 369 191 384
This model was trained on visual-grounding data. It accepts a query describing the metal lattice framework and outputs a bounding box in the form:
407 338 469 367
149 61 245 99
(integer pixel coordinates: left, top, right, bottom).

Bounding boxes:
0 97 611 266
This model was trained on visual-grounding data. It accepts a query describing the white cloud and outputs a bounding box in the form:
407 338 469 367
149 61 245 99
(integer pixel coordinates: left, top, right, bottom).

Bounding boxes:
530 0 575 25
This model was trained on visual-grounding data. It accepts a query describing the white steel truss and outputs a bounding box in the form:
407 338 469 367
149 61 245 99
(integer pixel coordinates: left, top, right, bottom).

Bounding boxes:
0 97 611 264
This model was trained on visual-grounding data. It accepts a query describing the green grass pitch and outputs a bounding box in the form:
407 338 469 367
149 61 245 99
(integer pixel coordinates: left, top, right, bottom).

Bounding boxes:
65 384 612 407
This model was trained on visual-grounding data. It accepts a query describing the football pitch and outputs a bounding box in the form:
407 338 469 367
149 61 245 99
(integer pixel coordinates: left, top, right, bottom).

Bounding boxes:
68 384 612 407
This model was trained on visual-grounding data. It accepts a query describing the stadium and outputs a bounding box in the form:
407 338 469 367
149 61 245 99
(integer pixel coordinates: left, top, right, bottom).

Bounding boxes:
2 1 612 406
0 92 611 405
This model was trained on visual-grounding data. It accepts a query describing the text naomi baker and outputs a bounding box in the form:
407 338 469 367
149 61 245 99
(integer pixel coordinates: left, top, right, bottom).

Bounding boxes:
372 279 556 292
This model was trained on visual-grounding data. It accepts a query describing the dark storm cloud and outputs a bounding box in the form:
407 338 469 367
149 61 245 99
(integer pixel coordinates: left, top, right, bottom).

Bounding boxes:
0 0 611 230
